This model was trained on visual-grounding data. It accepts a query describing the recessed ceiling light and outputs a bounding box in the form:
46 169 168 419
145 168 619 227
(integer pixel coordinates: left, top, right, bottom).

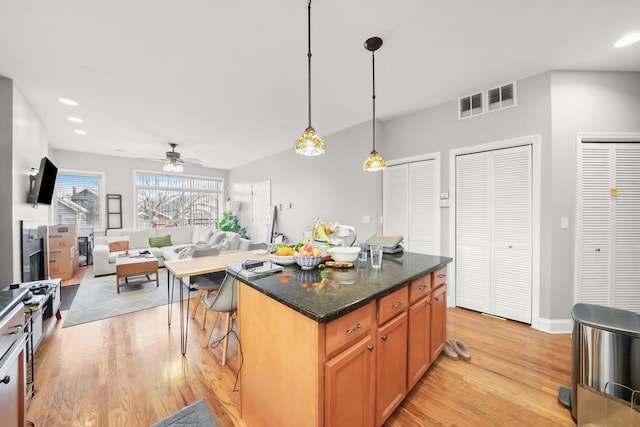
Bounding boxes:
58 98 79 106
67 117 84 123
614 32 640 48
74 130 87 135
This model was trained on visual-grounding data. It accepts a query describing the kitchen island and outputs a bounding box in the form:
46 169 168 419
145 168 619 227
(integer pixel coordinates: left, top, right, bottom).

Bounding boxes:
236 252 452 427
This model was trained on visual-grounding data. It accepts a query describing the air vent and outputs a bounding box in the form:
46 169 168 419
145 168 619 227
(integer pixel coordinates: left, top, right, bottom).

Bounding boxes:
487 82 516 112
459 92 484 119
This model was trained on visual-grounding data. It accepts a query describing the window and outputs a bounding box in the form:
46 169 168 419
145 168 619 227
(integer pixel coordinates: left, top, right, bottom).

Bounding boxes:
55 172 103 228
135 172 223 228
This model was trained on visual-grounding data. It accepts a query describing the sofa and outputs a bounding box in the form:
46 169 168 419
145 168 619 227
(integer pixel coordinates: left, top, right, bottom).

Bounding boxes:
92 226 251 276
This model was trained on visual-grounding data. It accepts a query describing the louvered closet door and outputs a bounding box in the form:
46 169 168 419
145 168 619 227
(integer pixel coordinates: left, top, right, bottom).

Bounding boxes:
490 146 532 323
383 164 409 242
408 161 437 254
455 152 491 314
383 160 438 254
580 143 640 313
613 145 640 313
579 144 612 305
456 146 532 322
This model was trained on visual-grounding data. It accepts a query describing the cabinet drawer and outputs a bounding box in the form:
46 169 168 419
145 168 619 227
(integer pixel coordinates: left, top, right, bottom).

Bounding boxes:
409 275 431 304
325 301 375 358
378 287 409 325
432 266 447 288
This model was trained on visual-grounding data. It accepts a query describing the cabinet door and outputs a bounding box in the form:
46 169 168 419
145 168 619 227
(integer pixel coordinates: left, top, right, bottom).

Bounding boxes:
408 296 431 389
376 311 408 426
325 334 375 427
430 285 447 361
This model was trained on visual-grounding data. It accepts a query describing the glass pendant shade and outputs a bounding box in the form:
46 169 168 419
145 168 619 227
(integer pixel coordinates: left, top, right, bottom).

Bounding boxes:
163 162 183 172
295 126 325 156
363 36 386 172
363 149 387 171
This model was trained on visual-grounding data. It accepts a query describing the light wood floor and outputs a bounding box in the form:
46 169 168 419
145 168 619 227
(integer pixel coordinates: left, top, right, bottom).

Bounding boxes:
26 301 574 426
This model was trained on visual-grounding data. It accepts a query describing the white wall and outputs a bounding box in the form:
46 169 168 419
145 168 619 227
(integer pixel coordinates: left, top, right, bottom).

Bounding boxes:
5 78 50 284
549 71 640 319
52 149 230 230
229 120 382 244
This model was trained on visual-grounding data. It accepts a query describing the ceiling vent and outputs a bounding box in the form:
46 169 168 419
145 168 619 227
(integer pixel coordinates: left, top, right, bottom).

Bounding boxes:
487 82 516 112
458 92 484 119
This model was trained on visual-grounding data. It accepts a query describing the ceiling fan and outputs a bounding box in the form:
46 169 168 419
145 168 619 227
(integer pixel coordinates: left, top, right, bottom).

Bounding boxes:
149 143 202 172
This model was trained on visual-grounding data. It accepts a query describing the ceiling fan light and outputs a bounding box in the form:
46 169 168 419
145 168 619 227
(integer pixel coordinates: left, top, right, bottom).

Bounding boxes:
174 164 183 173
163 163 174 172
363 150 387 171
295 126 325 156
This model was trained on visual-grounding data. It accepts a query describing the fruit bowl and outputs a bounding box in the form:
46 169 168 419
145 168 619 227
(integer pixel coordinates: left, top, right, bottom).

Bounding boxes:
294 255 322 270
269 254 297 265
327 246 360 263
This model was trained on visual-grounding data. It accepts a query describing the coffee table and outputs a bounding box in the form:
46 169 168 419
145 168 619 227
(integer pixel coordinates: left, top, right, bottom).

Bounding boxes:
115 254 159 294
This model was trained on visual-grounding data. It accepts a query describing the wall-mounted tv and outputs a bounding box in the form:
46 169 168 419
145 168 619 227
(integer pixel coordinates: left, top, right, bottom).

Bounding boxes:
27 156 58 205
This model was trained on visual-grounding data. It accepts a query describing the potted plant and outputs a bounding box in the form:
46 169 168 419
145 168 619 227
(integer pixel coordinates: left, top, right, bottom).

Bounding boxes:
218 213 249 239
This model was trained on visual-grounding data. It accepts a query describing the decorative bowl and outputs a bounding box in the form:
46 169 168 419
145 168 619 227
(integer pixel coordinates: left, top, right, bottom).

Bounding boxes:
294 255 322 270
327 246 360 263
296 269 322 284
269 254 297 265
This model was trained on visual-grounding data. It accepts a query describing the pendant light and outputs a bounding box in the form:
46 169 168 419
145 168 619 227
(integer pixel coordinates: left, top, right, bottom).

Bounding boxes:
363 36 386 171
295 0 325 156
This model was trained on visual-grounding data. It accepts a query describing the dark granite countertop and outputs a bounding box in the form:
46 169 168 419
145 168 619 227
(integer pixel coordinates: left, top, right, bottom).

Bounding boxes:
236 252 452 323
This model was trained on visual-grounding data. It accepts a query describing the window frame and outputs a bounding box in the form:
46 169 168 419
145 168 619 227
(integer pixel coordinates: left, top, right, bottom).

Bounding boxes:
132 169 225 229
54 169 106 229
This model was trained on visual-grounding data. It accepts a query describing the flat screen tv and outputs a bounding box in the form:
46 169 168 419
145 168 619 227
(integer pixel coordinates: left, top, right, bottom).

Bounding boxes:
27 156 58 205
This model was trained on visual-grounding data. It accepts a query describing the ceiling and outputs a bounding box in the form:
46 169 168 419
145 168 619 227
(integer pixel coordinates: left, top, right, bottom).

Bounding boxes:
1 0 639 170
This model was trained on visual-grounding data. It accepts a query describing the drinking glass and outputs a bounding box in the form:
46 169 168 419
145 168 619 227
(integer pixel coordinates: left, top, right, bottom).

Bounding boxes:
358 243 368 262
370 245 383 269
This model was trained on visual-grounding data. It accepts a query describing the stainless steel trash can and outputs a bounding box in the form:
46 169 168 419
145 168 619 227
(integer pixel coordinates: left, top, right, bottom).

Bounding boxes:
567 303 640 422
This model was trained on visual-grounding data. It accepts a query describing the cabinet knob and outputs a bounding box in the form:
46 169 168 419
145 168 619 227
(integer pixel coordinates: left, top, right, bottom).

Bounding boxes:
434 296 440 302
1 376 10 385
418 285 428 292
346 323 362 334
391 301 404 309
381 335 388 341
595 248 601 252
367 345 374 351
437 273 446 278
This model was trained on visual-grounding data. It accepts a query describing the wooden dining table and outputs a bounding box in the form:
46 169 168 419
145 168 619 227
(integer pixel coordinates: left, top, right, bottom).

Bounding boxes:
164 250 268 355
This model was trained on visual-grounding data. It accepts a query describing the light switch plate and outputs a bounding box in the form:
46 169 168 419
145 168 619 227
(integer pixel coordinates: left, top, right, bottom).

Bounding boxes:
561 217 569 229
439 200 450 208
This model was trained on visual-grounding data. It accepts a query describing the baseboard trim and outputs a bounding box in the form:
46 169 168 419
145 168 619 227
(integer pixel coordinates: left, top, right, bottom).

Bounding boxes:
537 317 572 334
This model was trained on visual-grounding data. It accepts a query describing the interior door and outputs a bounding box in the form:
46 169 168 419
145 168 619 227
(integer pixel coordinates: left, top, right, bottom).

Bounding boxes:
578 143 640 313
383 159 439 254
455 145 532 323
250 181 271 243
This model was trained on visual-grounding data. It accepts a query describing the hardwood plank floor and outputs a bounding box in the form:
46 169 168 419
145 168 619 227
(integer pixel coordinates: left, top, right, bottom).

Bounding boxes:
26 303 574 426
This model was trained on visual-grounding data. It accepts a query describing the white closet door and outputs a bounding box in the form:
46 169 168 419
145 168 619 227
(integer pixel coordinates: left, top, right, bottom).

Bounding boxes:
613 144 640 312
490 146 532 323
408 161 437 254
455 152 491 313
383 164 409 241
578 144 612 305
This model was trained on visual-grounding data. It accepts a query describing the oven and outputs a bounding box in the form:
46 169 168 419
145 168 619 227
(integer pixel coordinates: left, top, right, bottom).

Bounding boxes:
0 290 28 427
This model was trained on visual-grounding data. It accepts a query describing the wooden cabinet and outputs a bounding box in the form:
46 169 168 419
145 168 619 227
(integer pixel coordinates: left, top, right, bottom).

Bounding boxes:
238 264 449 427
430 283 447 361
375 311 407 426
408 294 431 389
325 302 376 427
325 334 375 427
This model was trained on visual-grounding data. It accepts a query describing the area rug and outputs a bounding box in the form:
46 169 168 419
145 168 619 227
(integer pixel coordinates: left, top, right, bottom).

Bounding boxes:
59 284 80 311
62 267 196 328
151 399 218 427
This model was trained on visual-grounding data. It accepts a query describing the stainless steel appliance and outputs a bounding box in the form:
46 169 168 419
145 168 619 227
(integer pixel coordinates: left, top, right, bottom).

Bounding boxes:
559 303 640 423
0 288 29 427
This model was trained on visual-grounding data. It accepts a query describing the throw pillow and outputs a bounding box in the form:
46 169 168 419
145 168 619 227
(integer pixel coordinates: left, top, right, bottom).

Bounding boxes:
149 235 173 248
210 230 226 246
108 236 129 252
178 246 193 259
128 229 150 249
220 237 231 251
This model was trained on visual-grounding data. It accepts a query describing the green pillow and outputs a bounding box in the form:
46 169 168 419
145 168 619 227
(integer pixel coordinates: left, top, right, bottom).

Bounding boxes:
149 235 172 248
